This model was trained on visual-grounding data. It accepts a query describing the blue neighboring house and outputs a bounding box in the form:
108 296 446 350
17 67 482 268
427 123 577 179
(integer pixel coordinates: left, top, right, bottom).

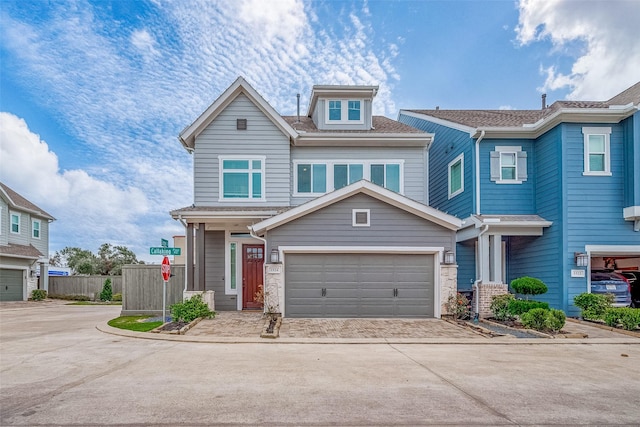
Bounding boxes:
399 82 640 315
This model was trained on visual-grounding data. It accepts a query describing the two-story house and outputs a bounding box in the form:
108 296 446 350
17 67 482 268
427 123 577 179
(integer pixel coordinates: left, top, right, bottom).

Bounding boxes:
0 182 54 301
398 82 640 316
171 77 461 318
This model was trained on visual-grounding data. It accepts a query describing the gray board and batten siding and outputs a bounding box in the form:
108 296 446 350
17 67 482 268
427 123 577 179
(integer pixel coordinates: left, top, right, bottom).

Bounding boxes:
266 193 456 251
289 146 428 205
193 94 291 207
204 230 237 311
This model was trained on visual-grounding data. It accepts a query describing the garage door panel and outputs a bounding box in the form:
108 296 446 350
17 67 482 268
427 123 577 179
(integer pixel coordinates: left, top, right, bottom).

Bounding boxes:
0 269 24 301
285 253 434 318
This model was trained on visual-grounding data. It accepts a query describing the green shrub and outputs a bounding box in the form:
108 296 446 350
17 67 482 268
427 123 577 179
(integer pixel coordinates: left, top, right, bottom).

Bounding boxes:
170 294 215 323
604 308 640 331
31 289 47 301
99 278 113 302
507 299 550 316
112 293 122 302
490 293 515 321
48 294 91 301
545 309 566 333
445 292 471 319
520 308 548 330
510 277 548 299
573 293 613 320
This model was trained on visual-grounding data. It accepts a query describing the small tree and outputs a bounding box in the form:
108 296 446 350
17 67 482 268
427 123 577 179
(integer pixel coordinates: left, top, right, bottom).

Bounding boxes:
100 278 113 302
510 276 548 300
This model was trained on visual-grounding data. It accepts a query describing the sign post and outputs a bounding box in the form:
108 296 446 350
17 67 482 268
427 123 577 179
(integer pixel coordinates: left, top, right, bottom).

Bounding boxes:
161 256 171 322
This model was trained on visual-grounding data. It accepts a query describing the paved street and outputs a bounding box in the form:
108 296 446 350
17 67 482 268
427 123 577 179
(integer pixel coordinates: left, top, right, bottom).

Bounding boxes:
1 303 639 426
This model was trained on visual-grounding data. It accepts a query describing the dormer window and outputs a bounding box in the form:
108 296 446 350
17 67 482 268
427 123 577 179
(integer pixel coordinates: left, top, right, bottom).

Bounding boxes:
325 99 363 124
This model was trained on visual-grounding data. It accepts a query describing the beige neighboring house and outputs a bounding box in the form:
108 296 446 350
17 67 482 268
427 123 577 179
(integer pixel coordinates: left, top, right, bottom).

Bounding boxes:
173 235 187 265
0 183 55 301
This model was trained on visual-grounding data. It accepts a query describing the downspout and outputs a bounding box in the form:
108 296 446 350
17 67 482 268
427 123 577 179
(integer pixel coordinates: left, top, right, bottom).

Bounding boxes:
248 226 268 315
475 130 486 215
472 224 490 320
471 130 486 320
177 214 188 292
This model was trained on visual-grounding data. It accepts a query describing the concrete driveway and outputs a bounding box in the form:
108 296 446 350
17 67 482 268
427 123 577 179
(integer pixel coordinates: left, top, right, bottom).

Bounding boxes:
1 302 640 426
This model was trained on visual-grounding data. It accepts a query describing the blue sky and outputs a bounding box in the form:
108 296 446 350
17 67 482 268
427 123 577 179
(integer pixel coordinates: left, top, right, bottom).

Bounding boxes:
1 0 639 262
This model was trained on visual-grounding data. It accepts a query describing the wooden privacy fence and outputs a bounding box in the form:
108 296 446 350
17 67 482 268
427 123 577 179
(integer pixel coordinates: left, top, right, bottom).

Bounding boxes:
49 276 122 300
121 264 185 316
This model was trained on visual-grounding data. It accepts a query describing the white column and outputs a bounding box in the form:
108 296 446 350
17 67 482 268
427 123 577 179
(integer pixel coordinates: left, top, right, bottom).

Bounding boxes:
489 234 502 283
479 233 490 283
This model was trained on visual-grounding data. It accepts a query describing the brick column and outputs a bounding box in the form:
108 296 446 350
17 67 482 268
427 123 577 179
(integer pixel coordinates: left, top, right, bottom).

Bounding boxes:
474 283 508 318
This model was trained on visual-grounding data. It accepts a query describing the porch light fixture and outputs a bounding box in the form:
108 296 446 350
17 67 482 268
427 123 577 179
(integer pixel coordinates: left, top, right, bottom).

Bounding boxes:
574 252 588 267
444 250 455 265
270 248 280 264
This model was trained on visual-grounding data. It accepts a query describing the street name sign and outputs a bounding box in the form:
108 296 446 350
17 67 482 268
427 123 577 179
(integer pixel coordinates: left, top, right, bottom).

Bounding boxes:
149 247 181 256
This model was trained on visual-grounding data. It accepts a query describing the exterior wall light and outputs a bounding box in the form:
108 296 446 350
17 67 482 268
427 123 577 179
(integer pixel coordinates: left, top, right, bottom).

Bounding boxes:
270 248 280 264
444 250 455 265
574 252 588 267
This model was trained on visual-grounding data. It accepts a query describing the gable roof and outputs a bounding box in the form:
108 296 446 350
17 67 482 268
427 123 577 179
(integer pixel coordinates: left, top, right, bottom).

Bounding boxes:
0 183 54 220
179 76 299 150
180 77 432 150
401 81 640 139
250 180 462 235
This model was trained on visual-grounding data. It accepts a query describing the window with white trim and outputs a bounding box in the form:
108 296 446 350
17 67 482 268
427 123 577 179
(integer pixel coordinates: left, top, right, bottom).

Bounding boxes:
582 127 612 175
370 164 400 193
352 209 370 227
32 219 41 239
448 154 464 199
490 146 527 184
296 163 327 194
293 160 404 196
334 163 363 189
325 99 363 124
10 212 20 234
219 156 265 200
229 242 237 292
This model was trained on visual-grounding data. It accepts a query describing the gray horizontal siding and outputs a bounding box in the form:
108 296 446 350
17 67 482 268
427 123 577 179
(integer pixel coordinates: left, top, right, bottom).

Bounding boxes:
314 99 373 131
194 94 291 207
290 146 427 204
267 193 455 250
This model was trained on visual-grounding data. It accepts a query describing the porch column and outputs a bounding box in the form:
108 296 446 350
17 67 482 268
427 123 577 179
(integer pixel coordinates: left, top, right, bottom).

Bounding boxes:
196 223 206 291
479 233 490 283
39 262 49 292
186 223 194 291
489 234 503 283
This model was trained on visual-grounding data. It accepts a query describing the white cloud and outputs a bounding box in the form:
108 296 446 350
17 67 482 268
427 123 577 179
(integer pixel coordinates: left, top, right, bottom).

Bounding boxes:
131 29 160 61
516 0 640 100
0 112 150 254
0 1 399 258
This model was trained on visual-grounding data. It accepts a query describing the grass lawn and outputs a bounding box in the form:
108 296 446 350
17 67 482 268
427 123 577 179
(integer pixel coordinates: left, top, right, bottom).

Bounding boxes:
108 315 163 332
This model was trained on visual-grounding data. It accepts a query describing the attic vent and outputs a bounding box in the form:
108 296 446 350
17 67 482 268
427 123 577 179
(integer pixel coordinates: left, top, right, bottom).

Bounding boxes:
237 119 247 130
352 209 370 227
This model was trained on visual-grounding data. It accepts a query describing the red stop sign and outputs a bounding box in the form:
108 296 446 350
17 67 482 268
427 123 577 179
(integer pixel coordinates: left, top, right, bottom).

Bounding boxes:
161 256 171 281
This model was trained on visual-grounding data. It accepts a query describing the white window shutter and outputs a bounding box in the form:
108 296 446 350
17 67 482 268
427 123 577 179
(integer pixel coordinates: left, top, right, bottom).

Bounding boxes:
517 151 528 181
490 151 500 181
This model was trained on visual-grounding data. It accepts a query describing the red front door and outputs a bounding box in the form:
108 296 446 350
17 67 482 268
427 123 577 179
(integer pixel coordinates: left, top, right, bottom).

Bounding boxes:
242 244 264 310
